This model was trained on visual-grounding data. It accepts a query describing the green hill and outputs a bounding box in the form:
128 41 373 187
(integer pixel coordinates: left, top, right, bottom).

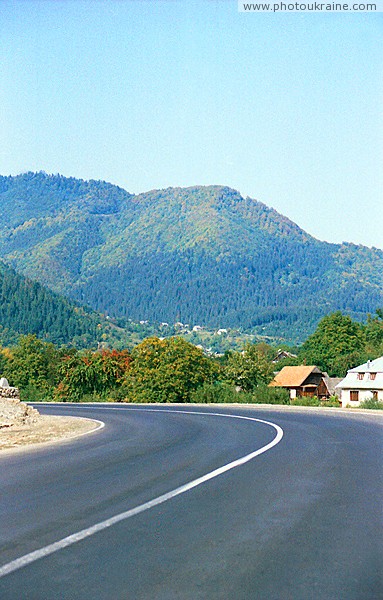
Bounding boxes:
0 172 382 343
0 260 155 348
0 260 99 346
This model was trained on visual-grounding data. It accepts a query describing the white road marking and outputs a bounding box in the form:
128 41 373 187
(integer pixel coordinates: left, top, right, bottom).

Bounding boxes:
0 408 283 579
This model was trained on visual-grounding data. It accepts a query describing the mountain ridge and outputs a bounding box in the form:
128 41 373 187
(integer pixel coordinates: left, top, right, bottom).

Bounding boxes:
0 172 381 343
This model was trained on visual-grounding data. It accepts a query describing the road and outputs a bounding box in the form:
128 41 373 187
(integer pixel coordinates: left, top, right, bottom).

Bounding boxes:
0 404 382 599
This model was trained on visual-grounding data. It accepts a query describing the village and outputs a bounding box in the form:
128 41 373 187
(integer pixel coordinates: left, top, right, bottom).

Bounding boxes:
269 354 383 408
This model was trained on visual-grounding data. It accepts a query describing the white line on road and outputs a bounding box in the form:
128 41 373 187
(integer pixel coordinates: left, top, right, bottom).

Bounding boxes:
0 408 283 579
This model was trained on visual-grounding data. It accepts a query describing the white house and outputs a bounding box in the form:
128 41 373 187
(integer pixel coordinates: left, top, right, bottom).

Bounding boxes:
335 356 383 408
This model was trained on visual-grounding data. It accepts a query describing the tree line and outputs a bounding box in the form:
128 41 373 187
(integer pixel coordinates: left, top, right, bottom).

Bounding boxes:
1 310 382 404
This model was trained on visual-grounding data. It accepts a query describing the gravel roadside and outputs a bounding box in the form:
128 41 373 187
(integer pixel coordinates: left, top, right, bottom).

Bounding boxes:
0 396 101 452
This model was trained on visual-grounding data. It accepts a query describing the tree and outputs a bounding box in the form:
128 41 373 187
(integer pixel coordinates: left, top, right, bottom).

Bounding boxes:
364 309 383 356
55 349 131 401
225 343 274 392
3 334 62 400
299 312 366 377
125 337 218 403
0 347 9 375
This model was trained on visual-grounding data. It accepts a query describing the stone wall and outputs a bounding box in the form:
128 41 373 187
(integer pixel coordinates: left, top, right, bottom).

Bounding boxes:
0 387 20 399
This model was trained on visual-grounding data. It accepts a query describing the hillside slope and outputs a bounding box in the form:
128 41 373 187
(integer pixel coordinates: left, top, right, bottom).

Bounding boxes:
0 172 382 342
0 260 151 348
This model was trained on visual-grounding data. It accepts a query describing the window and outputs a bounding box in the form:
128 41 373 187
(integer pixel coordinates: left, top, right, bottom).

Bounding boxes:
357 373 364 380
350 390 359 401
370 373 376 381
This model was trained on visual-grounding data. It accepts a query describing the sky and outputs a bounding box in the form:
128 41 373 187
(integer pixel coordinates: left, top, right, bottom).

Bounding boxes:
1 0 382 249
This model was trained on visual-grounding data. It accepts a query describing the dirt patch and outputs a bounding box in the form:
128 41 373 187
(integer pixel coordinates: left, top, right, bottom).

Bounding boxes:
0 395 101 452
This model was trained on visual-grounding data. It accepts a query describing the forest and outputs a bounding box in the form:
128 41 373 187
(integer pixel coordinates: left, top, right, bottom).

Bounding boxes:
0 260 163 349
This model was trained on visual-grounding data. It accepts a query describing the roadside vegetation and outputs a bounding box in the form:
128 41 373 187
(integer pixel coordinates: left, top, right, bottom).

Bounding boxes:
358 398 383 410
1 310 382 407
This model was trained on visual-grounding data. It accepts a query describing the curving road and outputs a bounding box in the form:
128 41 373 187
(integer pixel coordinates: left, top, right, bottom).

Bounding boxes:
0 404 382 599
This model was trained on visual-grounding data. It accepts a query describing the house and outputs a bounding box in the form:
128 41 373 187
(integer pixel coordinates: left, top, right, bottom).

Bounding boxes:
272 349 298 364
322 374 343 397
269 365 330 399
335 356 383 408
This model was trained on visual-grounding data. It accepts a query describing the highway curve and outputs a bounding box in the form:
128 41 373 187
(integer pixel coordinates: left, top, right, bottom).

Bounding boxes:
0 404 382 600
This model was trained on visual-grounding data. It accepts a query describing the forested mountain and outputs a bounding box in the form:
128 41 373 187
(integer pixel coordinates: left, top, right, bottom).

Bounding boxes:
0 260 154 348
0 260 99 346
0 172 382 343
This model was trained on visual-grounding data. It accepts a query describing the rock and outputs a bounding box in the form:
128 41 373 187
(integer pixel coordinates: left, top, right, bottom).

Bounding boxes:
0 395 40 429
0 386 20 399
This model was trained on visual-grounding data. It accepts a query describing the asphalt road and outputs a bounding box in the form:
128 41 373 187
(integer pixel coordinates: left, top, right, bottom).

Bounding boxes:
0 404 382 600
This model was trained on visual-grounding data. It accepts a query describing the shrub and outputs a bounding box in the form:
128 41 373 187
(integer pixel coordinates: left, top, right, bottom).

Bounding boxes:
252 384 290 405
290 395 321 407
289 395 340 407
321 395 340 407
75 391 108 403
20 382 53 403
190 382 252 404
359 397 383 410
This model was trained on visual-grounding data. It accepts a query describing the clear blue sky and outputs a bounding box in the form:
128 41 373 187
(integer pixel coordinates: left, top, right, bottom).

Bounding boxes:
1 1 382 248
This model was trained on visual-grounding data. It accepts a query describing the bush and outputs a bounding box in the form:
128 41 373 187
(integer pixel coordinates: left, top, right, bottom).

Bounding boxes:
105 387 129 402
359 397 383 410
190 382 252 404
74 391 108 403
252 384 290 405
289 395 340 407
290 395 321 407
20 382 53 403
321 395 340 407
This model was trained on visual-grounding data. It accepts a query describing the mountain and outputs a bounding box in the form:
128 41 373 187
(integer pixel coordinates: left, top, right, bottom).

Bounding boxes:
0 172 382 343
0 260 154 348
0 259 100 346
